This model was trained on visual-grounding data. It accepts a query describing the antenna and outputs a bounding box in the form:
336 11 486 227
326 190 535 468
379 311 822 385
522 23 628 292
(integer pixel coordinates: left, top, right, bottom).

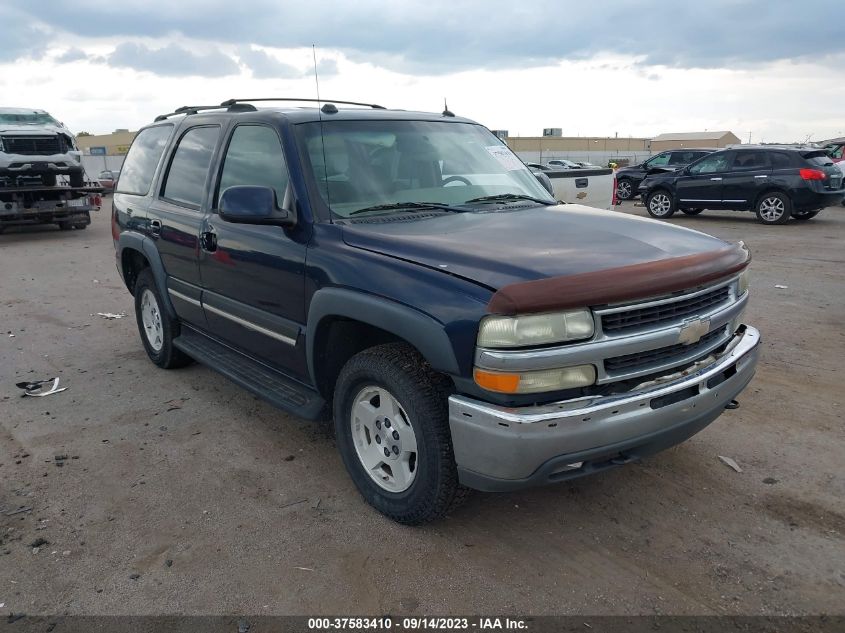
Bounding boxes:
313 45 332 218
442 98 454 117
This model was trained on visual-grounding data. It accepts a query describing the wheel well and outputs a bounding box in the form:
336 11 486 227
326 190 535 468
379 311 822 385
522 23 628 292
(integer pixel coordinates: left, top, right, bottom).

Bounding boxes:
753 188 789 210
312 317 441 401
121 248 150 293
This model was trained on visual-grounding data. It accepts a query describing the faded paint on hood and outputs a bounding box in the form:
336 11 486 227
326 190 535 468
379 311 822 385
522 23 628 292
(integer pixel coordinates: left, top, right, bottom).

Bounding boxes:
341 204 730 290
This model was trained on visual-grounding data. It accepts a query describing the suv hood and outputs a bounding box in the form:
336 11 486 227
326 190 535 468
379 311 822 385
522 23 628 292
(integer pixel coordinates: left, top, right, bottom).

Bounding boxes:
0 123 72 136
341 204 730 290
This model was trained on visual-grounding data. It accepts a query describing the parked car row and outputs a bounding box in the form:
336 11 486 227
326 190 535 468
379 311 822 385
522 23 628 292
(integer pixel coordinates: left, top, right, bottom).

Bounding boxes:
637 145 844 224
526 160 601 171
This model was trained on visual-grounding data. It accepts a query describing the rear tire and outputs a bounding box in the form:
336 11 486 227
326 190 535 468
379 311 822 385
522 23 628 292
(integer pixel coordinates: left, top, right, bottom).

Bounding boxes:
333 343 468 525
58 221 73 231
646 190 676 218
681 208 704 215
133 268 192 369
791 210 819 221
755 192 791 225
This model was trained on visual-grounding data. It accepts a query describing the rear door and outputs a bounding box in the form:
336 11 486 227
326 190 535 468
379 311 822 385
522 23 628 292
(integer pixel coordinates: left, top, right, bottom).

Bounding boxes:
198 123 310 380
720 150 772 210
148 124 222 326
674 152 732 207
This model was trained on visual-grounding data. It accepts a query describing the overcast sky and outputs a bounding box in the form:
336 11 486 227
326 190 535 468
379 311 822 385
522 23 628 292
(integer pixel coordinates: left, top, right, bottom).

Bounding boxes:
1 1 842 142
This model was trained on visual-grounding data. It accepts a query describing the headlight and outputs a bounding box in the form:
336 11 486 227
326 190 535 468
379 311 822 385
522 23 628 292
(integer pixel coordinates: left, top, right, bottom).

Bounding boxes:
477 309 594 348
737 268 749 295
474 365 597 394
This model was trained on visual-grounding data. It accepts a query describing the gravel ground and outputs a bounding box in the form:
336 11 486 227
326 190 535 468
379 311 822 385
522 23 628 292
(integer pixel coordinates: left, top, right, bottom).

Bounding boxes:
0 200 843 616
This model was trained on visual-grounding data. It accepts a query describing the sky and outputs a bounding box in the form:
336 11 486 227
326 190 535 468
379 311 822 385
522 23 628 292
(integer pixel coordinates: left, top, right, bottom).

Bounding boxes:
1 1 843 142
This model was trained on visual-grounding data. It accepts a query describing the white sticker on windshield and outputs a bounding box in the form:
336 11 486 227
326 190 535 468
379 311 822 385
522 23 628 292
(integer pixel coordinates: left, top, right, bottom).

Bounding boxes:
485 145 525 171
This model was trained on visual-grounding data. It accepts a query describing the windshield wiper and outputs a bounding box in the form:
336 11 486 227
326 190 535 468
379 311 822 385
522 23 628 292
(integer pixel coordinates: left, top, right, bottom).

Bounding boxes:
462 193 554 205
348 202 462 216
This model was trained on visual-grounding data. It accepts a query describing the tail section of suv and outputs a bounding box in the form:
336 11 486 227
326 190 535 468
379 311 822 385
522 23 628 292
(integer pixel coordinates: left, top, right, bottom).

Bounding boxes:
639 146 845 224
0 108 85 187
113 99 759 524
615 149 714 200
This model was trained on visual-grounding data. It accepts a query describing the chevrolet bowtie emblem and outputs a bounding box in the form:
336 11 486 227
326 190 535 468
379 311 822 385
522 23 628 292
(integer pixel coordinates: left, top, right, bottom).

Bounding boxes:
678 317 710 345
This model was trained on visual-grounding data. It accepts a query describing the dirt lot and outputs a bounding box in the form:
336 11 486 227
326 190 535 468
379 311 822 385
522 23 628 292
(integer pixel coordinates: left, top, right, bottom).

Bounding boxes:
0 200 843 616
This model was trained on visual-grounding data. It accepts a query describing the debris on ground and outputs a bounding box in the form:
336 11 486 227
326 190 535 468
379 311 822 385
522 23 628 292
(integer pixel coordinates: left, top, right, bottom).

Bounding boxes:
293 566 315 572
96 312 127 319
718 455 743 473
165 559 173 567
283 455 295 462
312 498 321 510
16 378 67 398
238 618 251 633
774 284 788 289
5 507 32 517
129 573 140 580
279 498 308 510
29 538 49 548
763 477 780 485
165 398 188 411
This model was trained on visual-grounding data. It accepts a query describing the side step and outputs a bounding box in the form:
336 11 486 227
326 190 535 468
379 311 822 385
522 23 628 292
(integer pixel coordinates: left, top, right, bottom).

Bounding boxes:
173 327 327 420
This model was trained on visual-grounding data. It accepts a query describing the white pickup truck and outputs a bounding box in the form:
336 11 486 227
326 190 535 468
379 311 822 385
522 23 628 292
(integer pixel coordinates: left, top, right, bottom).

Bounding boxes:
527 164 616 209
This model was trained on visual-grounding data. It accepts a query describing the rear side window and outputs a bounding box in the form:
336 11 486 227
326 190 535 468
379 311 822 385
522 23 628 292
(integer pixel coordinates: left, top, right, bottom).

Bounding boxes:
731 151 770 170
668 151 698 165
646 153 670 167
116 125 172 195
162 126 220 208
217 125 289 205
770 152 792 169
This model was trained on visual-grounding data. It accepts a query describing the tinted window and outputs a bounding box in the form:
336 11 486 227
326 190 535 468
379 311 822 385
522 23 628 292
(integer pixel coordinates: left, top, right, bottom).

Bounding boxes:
645 153 670 167
668 151 699 165
218 125 289 204
731 151 770 170
689 153 730 174
162 126 219 207
770 152 792 169
116 125 172 195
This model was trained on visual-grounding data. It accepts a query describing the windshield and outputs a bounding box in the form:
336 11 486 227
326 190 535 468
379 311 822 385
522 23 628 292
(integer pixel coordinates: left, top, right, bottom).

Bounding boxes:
297 120 554 218
0 112 59 126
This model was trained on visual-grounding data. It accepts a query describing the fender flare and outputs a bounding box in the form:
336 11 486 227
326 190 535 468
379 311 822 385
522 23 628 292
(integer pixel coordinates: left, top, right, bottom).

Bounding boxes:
305 287 460 385
117 231 177 318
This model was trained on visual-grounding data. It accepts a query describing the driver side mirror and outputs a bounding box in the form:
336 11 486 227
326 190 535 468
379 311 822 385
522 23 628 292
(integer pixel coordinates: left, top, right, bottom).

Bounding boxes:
533 172 555 196
218 185 295 227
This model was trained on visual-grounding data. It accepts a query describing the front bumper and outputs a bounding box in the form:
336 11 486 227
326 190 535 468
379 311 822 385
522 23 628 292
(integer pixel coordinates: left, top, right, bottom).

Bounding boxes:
449 324 760 492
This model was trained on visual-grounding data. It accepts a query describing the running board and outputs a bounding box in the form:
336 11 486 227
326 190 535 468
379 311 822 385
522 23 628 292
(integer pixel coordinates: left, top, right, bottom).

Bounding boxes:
173 327 327 420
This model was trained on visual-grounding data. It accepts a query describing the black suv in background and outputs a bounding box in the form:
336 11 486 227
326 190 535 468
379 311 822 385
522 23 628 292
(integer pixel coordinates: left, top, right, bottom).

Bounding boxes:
615 148 713 200
639 146 845 225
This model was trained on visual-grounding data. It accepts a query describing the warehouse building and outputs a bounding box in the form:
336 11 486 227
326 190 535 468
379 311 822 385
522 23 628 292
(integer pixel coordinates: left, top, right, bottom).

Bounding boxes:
506 130 740 166
75 130 137 175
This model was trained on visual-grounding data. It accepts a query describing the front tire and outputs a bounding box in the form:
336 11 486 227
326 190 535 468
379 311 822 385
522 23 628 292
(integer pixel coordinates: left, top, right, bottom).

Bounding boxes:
616 178 635 201
133 268 192 369
755 192 791 225
333 343 468 525
646 190 676 218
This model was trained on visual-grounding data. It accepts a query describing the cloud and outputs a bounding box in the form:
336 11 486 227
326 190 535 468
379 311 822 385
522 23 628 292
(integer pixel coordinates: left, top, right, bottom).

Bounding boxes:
56 47 88 63
107 42 239 77
0 6 49 62
316 58 339 77
238 47 302 79
2 1 842 75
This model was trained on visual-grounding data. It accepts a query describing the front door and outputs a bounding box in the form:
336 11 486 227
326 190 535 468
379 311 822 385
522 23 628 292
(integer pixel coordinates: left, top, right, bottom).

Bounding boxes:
675 152 732 208
198 123 310 381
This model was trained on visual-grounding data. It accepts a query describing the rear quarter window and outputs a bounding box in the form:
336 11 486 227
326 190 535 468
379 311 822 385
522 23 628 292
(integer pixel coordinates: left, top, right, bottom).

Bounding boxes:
803 152 835 167
769 152 792 169
116 125 173 195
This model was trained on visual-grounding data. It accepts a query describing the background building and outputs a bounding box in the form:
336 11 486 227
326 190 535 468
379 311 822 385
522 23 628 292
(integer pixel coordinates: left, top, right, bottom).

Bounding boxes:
649 131 741 152
76 129 137 175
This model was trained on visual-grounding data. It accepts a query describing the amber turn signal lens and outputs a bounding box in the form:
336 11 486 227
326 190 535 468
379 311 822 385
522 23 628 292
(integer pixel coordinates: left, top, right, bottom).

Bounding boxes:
473 369 521 393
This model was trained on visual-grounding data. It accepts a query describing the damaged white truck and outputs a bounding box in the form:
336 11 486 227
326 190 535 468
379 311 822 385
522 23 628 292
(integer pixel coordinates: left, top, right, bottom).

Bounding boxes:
0 107 101 233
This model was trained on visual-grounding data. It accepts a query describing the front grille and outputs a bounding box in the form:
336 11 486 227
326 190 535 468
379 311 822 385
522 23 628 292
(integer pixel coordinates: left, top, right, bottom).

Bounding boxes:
1 135 63 155
605 327 726 374
602 285 730 334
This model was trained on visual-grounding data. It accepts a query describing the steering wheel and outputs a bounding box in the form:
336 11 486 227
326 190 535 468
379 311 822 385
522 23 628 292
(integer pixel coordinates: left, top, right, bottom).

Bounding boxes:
442 176 472 186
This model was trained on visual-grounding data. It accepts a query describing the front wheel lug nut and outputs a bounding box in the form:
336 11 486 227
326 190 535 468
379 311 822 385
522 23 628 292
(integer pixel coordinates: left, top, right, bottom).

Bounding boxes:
375 435 381 444
392 430 399 440
375 420 382 429
384 420 391 428
383 447 390 457
392 446 399 455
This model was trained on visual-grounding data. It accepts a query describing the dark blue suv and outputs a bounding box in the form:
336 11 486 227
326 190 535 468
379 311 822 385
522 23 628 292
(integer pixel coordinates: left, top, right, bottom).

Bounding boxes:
113 99 760 523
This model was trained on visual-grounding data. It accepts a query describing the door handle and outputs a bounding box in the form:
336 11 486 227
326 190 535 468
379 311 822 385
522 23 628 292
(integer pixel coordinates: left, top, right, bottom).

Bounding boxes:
200 230 217 252
710 177 723 181
754 175 768 179
149 219 162 237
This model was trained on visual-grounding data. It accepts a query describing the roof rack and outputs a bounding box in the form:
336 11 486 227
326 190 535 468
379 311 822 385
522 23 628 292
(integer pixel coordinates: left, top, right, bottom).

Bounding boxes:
153 103 258 122
220 98 386 109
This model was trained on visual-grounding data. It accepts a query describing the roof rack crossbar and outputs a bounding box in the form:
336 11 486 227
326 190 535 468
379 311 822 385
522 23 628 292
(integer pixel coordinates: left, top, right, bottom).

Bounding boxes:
220 98 386 109
153 103 258 122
